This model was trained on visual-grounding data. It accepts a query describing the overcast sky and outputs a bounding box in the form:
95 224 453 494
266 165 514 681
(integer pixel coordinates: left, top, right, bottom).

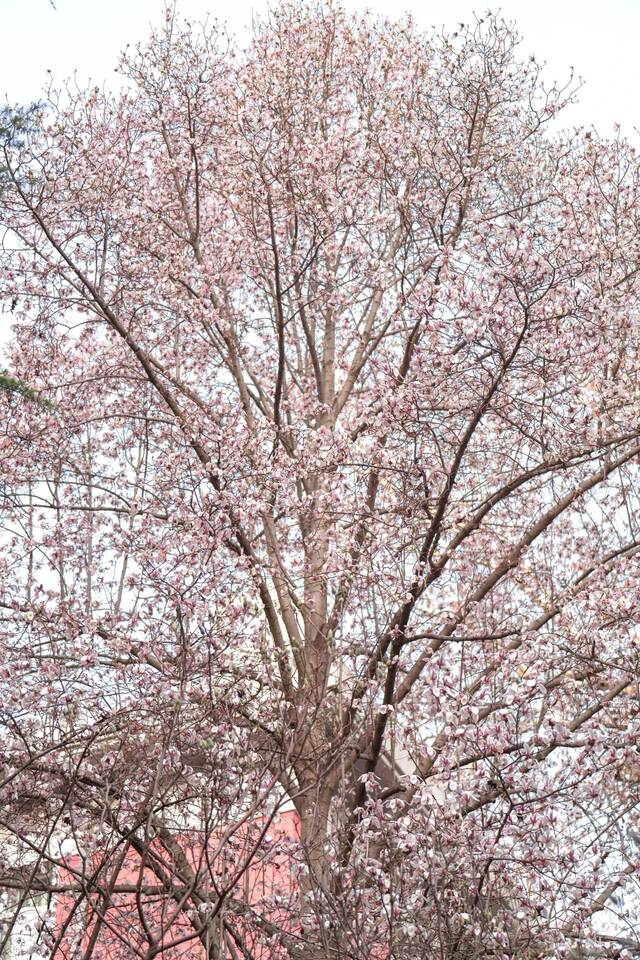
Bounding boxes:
1 0 639 138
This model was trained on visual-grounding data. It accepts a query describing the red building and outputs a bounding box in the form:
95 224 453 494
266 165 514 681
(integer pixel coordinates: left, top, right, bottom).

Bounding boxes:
49 810 301 959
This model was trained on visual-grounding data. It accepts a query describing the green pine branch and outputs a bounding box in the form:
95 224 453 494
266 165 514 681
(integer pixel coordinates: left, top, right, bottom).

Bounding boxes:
0 373 54 409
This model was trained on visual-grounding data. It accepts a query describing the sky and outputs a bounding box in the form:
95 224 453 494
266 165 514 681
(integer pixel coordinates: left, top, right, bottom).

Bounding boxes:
1 0 639 139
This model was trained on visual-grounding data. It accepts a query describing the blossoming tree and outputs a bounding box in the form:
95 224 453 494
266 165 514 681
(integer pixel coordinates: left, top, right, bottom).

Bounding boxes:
1 4 640 958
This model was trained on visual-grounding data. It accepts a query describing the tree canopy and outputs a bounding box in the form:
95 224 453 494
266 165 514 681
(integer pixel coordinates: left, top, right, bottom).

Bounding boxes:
1 5 640 958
